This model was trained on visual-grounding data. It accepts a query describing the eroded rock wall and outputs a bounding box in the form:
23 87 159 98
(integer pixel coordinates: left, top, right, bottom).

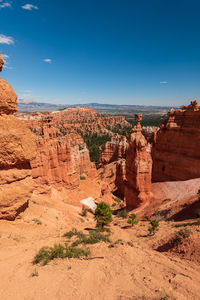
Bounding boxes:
100 135 128 165
152 101 200 182
0 54 37 220
30 119 96 192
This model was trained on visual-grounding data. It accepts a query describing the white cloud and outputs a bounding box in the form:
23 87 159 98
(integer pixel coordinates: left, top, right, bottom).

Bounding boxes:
43 58 52 63
21 4 38 11
0 2 11 8
0 34 14 44
160 81 168 84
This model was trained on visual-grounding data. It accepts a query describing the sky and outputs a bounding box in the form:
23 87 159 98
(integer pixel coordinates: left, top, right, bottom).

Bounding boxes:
0 0 200 106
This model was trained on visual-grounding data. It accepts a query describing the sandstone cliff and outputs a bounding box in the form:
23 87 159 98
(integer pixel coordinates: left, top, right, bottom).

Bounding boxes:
0 54 37 220
152 101 200 182
30 117 96 192
100 135 128 165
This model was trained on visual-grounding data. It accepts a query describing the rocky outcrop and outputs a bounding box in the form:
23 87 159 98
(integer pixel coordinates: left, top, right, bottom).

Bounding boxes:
100 135 128 165
115 114 152 208
115 159 126 198
30 118 96 192
152 101 200 182
0 55 17 115
0 54 37 220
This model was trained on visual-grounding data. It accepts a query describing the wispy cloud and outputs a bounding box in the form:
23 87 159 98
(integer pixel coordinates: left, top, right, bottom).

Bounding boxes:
21 4 38 11
0 34 14 44
160 81 168 84
1 53 13 69
43 58 52 63
0 1 12 9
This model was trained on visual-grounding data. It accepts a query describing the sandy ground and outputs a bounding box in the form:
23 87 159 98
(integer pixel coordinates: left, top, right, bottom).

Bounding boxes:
0 190 200 300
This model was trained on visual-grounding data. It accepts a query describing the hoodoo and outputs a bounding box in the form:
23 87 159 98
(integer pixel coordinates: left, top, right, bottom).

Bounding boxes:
116 114 152 208
152 100 200 182
0 53 37 220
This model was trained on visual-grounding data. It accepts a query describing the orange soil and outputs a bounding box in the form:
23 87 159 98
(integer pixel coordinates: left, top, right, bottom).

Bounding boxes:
0 189 200 300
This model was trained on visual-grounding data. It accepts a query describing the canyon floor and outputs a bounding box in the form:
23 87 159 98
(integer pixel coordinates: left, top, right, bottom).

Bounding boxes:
0 181 200 300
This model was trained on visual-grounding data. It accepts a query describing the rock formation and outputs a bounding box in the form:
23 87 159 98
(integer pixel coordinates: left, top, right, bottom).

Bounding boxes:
152 101 200 182
124 114 152 208
115 114 152 208
100 135 128 165
30 117 96 193
0 54 37 220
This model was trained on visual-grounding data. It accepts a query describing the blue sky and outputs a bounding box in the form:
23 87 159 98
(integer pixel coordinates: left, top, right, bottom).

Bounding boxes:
0 0 200 106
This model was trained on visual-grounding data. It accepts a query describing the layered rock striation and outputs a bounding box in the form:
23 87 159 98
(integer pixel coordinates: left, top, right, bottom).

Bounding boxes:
100 135 128 165
152 100 200 182
30 117 96 192
0 54 37 220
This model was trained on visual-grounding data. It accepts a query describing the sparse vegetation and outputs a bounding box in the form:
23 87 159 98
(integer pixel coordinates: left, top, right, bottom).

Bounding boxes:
94 202 112 228
81 132 111 165
71 230 111 247
80 175 86 180
174 228 191 242
112 196 121 204
148 219 159 235
33 244 90 265
174 219 200 227
32 218 42 225
116 208 128 219
127 213 139 226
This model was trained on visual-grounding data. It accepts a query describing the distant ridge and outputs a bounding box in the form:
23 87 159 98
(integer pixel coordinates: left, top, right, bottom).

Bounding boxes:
17 100 172 114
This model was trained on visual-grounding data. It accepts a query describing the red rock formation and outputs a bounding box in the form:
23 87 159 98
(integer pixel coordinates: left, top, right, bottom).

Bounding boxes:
115 114 152 208
0 54 37 220
125 114 152 208
115 159 126 198
16 107 131 137
100 135 128 165
0 55 17 115
152 101 200 182
30 117 96 192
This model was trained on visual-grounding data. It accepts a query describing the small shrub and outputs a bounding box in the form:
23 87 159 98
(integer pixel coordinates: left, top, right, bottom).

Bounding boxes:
63 228 85 239
32 218 42 225
116 208 128 219
111 203 116 207
33 244 90 265
80 175 86 180
94 202 112 228
174 228 191 242
72 230 110 247
148 219 159 235
197 188 200 195
112 196 121 204
127 213 139 226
